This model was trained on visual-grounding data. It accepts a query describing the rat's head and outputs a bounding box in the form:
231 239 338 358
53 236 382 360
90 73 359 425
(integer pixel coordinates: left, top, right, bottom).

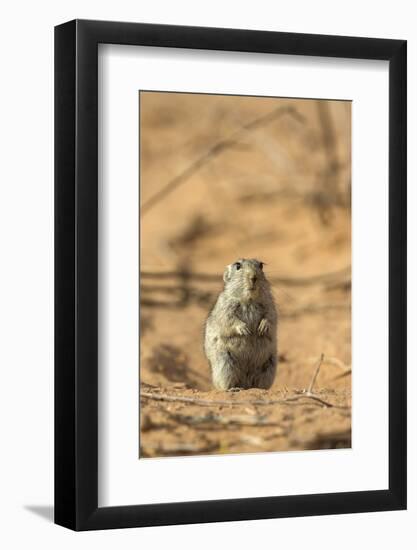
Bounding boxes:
223 258 269 300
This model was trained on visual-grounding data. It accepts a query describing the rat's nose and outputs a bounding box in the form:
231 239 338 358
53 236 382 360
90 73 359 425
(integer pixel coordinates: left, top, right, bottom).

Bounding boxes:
250 275 257 284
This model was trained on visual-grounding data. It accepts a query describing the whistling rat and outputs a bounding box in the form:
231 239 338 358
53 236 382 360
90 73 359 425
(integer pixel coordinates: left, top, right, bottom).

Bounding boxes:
204 258 278 390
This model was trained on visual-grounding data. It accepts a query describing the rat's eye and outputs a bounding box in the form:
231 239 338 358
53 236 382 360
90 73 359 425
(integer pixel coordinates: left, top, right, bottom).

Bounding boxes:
259 262 264 270
234 262 241 270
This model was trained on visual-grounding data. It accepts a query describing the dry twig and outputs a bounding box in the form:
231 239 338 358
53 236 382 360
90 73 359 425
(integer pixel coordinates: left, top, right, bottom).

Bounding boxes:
141 266 350 287
330 369 352 381
306 355 352 382
141 106 305 215
281 303 350 319
307 353 325 394
140 389 348 409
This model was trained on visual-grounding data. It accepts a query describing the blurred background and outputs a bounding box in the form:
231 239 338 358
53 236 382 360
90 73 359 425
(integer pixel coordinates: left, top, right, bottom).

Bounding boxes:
139 92 351 457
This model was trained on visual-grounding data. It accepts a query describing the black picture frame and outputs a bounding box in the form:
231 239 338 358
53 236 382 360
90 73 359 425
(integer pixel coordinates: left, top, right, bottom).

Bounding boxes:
55 19 407 531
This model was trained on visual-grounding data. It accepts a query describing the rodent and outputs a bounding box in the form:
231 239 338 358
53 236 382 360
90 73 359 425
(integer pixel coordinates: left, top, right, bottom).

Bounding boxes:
204 258 278 390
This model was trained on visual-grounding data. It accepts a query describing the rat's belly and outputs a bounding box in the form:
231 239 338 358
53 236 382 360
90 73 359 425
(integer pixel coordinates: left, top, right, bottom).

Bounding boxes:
225 335 274 365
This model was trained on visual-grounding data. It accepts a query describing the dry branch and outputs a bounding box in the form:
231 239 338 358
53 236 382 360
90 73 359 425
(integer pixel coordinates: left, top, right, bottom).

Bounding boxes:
307 353 325 394
306 355 352 381
330 369 352 381
140 266 350 287
281 302 350 319
141 106 305 215
140 390 348 409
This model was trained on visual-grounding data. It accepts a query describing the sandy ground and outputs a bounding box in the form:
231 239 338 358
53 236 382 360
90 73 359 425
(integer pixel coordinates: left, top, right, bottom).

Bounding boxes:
139 92 351 457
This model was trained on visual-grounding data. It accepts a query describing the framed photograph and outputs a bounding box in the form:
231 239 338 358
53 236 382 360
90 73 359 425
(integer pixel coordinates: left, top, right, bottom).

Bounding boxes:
55 19 406 530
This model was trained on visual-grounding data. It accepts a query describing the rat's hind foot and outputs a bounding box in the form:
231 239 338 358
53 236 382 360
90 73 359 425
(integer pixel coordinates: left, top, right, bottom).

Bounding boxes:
227 386 243 392
254 355 277 389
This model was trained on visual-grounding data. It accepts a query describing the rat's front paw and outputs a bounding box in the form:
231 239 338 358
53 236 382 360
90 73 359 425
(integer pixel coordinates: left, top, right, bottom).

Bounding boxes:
257 318 270 336
235 321 251 336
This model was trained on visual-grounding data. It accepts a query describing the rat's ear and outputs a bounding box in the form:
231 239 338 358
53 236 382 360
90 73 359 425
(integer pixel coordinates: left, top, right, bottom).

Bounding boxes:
223 265 232 283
